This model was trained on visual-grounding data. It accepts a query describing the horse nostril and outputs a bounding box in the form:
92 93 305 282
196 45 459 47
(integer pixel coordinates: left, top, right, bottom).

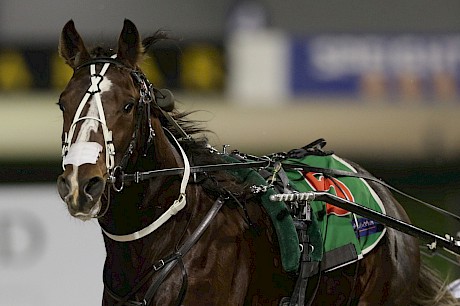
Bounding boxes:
57 175 70 199
84 177 105 201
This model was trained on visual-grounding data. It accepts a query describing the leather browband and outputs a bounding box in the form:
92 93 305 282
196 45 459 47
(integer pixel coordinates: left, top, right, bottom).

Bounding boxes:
75 57 129 71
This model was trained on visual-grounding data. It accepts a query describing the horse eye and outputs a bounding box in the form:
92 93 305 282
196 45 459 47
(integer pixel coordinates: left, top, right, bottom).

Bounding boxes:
123 102 135 113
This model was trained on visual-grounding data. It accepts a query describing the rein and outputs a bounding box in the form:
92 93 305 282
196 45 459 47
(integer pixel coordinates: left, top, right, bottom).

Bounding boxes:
111 155 460 223
65 57 460 306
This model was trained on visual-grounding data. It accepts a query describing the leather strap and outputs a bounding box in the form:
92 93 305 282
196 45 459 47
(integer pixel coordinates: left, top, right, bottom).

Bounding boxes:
75 57 127 71
62 55 117 171
143 196 224 304
102 129 191 242
106 196 225 306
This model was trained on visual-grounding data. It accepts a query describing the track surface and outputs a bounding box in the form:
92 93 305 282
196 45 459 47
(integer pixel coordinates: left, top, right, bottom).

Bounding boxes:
0 184 104 306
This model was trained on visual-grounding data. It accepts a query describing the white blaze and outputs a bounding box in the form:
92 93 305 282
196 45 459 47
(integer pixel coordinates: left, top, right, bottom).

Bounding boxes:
63 78 112 167
75 97 101 142
63 77 112 201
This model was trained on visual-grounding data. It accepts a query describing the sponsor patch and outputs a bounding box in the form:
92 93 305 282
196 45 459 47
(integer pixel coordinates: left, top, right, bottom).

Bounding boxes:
352 217 385 239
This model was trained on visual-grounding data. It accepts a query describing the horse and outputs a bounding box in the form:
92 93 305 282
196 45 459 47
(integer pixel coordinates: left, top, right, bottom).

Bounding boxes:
56 19 457 305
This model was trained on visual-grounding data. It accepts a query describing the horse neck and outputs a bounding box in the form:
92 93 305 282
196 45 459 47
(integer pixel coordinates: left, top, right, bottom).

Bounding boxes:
101 121 192 297
100 117 183 226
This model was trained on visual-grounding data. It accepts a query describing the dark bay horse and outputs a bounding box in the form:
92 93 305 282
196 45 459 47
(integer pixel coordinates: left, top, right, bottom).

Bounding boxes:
56 19 456 305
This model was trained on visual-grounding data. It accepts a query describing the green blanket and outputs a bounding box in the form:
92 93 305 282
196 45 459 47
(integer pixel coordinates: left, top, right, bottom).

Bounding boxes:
223 153 386 273
284 154 387 260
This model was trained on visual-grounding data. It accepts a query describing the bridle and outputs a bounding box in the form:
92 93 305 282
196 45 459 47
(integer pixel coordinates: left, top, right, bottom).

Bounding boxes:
61 55 118 172
60 56 224 305
60 55 191 242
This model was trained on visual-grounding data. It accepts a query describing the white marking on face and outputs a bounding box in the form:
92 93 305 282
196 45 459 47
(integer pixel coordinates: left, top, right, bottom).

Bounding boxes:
67 77 112 200
67 165 79 206
76 77 112 143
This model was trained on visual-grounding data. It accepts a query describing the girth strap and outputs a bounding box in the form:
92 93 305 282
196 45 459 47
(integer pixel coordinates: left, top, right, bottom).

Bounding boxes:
288 220 317 306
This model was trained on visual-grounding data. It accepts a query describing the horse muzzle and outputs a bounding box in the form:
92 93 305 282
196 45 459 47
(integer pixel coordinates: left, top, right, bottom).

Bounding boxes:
57 172 106 220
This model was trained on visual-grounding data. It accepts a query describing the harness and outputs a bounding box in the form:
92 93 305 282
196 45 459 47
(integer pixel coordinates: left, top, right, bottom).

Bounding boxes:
62 57 460 306
106 197 225 306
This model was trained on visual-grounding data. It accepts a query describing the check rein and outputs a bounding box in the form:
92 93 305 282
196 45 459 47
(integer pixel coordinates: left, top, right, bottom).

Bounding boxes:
70 58 460 239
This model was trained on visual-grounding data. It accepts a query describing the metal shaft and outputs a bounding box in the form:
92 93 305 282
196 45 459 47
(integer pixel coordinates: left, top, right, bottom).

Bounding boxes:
270 191 460 255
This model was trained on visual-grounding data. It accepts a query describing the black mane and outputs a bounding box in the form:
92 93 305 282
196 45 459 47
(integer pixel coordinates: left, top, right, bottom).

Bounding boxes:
89 30 170 58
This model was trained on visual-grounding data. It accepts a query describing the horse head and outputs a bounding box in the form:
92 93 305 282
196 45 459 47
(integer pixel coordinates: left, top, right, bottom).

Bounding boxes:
56 19 159 221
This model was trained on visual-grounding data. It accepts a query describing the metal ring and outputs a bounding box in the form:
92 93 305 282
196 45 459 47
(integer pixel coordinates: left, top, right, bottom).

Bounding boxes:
110 166 124 192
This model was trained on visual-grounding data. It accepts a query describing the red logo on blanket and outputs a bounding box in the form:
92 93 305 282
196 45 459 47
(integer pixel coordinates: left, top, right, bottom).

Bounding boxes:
304 172 352 216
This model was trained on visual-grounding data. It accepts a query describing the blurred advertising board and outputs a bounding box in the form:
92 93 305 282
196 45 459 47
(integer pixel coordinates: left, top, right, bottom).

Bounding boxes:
290 35 460 100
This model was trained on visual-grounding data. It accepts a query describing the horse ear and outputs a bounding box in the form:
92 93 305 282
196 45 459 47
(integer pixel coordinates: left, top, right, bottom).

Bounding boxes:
117 19 143 68
59 20 90 69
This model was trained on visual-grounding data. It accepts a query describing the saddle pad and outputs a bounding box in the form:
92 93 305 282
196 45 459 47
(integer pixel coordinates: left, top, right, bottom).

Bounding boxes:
221 155 301 272
284 154 387 262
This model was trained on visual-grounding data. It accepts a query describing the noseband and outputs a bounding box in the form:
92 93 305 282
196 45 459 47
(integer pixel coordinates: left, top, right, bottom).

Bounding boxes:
61 56 192 242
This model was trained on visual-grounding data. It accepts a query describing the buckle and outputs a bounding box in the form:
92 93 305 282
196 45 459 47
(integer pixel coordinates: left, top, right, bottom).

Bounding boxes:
153 259 165 271
134 171 142 183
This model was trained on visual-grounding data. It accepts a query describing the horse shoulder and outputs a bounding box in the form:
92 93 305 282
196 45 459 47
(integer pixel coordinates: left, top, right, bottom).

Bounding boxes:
167 190 252 305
